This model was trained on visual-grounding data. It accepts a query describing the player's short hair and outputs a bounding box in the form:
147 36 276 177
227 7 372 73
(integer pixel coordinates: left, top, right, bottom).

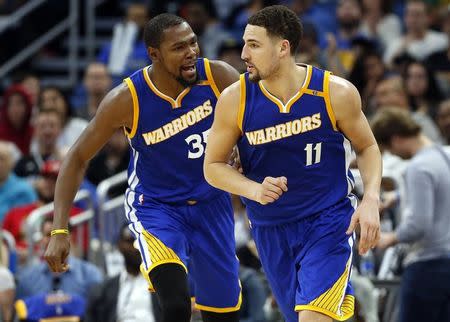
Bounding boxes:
370 107 421 146
144 13 186 48
248 5 302 56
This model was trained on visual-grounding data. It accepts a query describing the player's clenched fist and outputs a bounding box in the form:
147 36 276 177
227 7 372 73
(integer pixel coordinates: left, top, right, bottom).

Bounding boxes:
44 235 71 273
254 176 288 205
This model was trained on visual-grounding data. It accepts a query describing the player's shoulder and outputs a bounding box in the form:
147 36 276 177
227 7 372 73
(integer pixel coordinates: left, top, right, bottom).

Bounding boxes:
219 78 241 101
328 74 360 106
94 81 134 129
101 81 133 108
208 59 240 92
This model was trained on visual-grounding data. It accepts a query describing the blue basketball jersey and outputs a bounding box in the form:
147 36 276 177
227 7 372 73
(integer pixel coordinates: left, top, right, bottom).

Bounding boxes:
124 58 224 203
237 65 355 225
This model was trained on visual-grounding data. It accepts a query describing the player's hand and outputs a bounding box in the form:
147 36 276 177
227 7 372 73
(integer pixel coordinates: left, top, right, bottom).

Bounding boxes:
44 234 70 273
346 198 380 255
254 176 288 205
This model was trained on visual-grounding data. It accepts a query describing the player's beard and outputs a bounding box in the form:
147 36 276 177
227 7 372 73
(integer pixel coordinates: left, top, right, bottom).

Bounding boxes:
176 69 200 88
248 67 261 83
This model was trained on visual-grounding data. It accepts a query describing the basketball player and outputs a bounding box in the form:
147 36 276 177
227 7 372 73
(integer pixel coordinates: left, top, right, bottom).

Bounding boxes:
204 6 381 322
45 14 241 322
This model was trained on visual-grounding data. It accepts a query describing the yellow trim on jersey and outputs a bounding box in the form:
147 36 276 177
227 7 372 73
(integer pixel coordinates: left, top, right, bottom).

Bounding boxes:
295 295 354 321
15 299 27 319
258 64 312 113
194 289 242 313
41 317 80 322
323 71 337 131
124 78 139 139
237 74 246 133
204 58 221 98
303 89 325 97
142 66 191 108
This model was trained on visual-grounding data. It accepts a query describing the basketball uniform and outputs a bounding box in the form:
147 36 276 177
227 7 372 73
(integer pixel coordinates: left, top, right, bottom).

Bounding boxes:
237 64 356 321
123 58 241 312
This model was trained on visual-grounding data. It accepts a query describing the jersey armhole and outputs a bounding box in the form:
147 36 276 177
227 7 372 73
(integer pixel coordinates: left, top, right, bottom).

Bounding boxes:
323 71 338 131
123 78 139 139
204 58 221 98
237 74 246 133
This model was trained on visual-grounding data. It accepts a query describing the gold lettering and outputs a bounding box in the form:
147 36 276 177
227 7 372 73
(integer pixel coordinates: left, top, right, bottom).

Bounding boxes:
172 118 183 134
265 126 277 142
301 116 312 132
275 123 287 139
163 123 175 137
142 132 157 145
154 128 166 143
256 130 267 144
186 111 197 125
246 131 258 145
203 100 213 115
312 113 321 129
291 119 302 134
194 105 206 120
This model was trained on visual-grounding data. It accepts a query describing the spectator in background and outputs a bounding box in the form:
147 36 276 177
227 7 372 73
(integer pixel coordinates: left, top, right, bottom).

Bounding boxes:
437 99 450 145
15 109 64 179
403 60 444 119
295 22 324 68
325 0 364 75
98 3 150 85
85 224 160 322
85 129 129 198
18 73 41 111
0 84 34 155
384 0 448 67
372 76 443 143
15 216 102 299
217 39 246 73
289 0 337 48
74 62 112 121
372 107 450 322
348 49 387 110
359 0 401 51
3 160 82 259
179 0 231 59
426 7 450 97
239 265 267 322
225 0 278 38
0 266 15 322
0 140 37 222
38 87 88 154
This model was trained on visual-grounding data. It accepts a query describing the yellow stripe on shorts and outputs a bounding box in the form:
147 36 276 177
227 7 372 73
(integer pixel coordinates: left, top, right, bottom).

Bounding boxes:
295 257 354 321
139 230 187 292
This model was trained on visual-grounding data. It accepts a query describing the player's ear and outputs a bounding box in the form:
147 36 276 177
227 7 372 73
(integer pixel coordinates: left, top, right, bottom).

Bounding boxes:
279 39 290 58
148 47 160 62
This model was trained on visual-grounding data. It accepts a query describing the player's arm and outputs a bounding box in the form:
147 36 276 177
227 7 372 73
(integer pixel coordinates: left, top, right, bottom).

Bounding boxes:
45 83 134 272
209 60 240 92
204 82 287 204
330 75 382 255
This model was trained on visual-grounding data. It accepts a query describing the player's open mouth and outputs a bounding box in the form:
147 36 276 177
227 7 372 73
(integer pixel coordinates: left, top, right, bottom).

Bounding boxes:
181 64 196 78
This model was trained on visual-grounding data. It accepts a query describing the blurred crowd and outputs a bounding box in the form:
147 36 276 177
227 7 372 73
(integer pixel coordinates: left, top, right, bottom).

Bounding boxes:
0 0 449 322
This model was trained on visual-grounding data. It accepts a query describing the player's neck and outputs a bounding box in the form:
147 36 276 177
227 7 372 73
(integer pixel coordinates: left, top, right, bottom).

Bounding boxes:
261 62 308 104
149 65 186 98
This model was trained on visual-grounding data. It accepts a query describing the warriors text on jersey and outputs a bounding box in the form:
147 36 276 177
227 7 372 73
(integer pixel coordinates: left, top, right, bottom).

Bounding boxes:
237 64 355 225
124 58 224 204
